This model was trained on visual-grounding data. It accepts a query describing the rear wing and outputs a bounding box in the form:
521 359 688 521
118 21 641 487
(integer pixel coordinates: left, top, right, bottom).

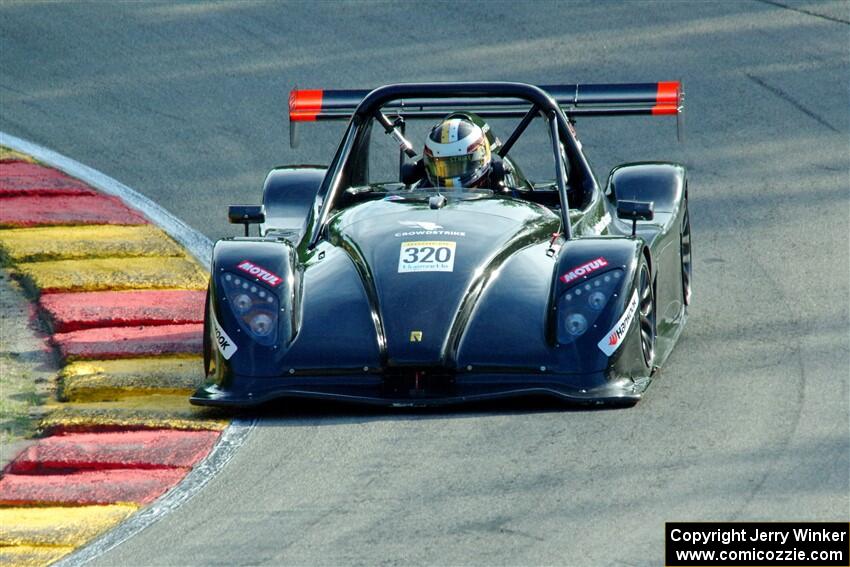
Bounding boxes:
288 81 684 144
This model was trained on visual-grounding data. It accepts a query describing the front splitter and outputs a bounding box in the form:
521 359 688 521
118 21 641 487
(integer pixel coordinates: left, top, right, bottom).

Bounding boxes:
190 373 649 408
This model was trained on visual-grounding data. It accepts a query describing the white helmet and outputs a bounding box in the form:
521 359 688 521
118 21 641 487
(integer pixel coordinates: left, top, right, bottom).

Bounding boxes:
423 115 492 188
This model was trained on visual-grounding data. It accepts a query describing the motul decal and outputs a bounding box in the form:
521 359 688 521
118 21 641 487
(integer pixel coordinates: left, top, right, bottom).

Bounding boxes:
560 257 608 284
598 290 639 356
237 260 282 287
211 310 237 360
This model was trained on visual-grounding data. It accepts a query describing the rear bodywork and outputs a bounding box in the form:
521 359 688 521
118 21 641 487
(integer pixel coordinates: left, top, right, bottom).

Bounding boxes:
192 82 689 408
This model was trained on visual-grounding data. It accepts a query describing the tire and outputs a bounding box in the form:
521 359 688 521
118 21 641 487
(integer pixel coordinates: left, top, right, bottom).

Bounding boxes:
202 284 212 377
638 260 656 368
681 202 692 306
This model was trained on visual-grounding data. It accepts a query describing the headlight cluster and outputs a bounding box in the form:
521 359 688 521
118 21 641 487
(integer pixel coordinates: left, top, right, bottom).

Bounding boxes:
557 269 623 344
221 272 279 346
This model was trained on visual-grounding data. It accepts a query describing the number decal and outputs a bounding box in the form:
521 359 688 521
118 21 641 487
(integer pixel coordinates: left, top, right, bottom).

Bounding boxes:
398 241 456 273
402 247 419 264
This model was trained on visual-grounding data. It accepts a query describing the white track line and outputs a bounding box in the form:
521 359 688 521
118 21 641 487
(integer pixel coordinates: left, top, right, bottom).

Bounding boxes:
0 131 255 566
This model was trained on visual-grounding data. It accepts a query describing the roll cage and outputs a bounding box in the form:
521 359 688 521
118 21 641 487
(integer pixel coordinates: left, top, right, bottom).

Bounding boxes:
305 82 597 248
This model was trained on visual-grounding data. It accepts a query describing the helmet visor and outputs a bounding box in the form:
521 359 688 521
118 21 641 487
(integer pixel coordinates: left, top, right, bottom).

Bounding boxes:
425 154 478 181
424 142 489 186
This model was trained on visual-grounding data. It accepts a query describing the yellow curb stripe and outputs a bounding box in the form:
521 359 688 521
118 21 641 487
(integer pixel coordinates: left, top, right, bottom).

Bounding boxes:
0 504 137 547
0 225 185 263
40 394 228 432
14 256 208 292
0 544 75 567
0 147 37 162
60 357 204 402
39 413 229 432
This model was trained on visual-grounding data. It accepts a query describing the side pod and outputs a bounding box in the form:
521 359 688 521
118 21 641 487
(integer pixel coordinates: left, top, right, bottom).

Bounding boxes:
205 238 297 386
551 237 647 376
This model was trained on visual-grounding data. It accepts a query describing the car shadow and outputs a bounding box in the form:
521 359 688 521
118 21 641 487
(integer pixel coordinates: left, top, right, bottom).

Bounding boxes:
230 394 627 427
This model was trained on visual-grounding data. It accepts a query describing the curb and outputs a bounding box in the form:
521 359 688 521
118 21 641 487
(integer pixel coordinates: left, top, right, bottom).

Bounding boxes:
0 133 212 263
41 290 205 333
0 135 253 567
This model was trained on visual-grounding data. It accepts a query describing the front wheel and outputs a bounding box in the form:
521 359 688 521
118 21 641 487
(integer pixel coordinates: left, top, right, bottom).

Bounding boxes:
638 261 656 369
202 284 212 377
681 203 692 306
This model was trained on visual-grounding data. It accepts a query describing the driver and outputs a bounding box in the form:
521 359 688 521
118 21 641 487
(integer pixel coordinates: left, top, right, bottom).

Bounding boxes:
422 113 502 189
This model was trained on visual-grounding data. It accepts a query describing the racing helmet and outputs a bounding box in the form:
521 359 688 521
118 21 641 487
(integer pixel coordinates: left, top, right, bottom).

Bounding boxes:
423 113 493 188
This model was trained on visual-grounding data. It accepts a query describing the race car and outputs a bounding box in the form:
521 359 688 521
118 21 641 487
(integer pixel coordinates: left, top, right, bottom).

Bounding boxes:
191 81 690 407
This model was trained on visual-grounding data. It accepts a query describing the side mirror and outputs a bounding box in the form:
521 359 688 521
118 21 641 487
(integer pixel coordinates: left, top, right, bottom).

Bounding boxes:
616 200 654 236
228 205 265 237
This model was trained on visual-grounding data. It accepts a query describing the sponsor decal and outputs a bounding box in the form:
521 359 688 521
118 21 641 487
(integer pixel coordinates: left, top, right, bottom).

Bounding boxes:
236 260 283 287
409 330 423 342
398 241 456 273
559 256 608 284
398 220 443 231
597 290 639 356
211 310 237 360
395 229 466 238
394 220 465 238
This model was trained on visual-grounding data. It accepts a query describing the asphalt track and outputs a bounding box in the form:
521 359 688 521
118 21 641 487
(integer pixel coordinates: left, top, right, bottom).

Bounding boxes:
1 1 848 565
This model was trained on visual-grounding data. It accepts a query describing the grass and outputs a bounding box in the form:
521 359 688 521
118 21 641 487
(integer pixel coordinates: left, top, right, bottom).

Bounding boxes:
0 271 57 466
0 359 49 442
